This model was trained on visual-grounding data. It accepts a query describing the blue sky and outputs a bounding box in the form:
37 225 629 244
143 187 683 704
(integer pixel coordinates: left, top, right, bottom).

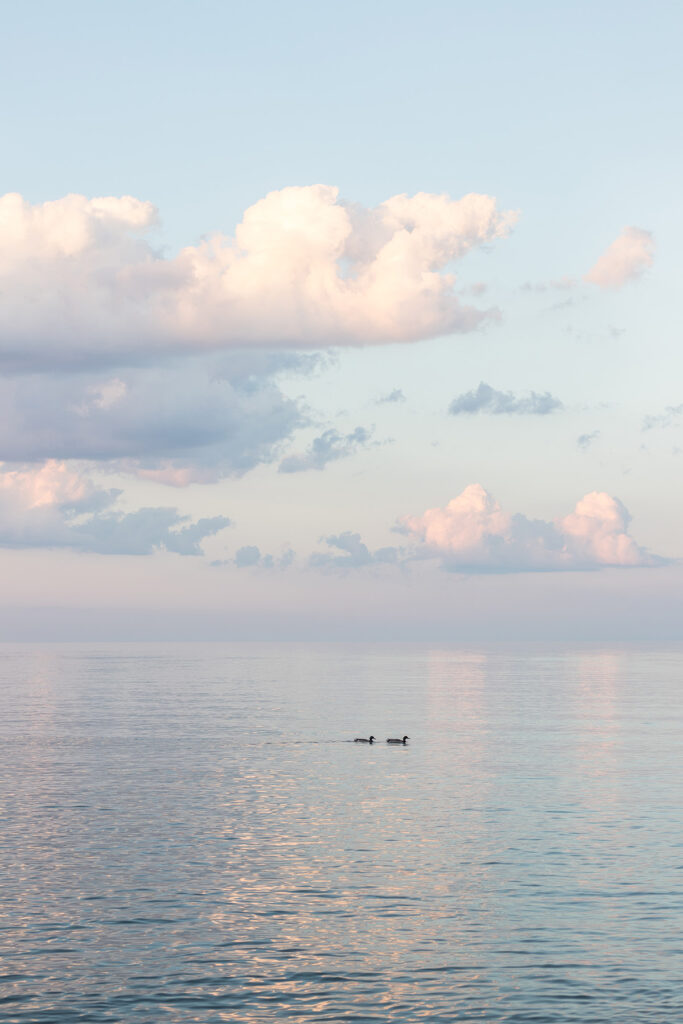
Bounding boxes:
1 0 681 639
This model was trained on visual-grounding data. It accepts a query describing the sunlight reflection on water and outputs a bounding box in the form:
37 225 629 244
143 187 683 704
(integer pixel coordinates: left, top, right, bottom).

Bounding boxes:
0 642 682 1022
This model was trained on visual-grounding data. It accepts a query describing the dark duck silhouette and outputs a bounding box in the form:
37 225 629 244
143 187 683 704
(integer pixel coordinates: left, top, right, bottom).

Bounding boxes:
386 735 410 744
354 735 376 743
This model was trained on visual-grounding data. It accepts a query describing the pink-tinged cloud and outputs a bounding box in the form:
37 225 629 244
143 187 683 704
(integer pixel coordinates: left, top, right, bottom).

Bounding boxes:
0 460 229 554
584 226 654 289
558 491 648 567
131 464 221 487
399 483 662 572
0 459 94 508
0 187 517 370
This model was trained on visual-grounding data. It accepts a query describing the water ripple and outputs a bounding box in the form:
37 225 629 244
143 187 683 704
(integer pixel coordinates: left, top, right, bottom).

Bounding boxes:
0 641 682 1021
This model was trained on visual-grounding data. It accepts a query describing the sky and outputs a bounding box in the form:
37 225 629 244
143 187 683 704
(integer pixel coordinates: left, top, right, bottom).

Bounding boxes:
1 0 682 640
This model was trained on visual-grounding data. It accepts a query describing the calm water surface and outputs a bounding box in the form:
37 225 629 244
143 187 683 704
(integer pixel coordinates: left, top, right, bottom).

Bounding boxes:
1 642 682 1022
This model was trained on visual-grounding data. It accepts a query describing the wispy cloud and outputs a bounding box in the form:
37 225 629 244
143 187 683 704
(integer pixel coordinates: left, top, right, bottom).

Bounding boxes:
218 545 295 569
448 381 563 416
278 427 371 473
585 226 654 289
310 532 399 570
521 226 654 296
642 403 683 431
520 276 578 293
577 430 600 451
376 388 406 405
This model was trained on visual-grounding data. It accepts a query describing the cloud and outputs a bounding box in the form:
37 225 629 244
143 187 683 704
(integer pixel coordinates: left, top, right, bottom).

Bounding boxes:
448 381 563 416
642 403 683 431
521 277 578 293
278 426 371 473
234 545 261 568
376 388 406 405
577 430 600 451
0 460 229 554
0 187 516 371
310 532 399 570
211 546 295 569
0 355 306 483
277 547 295 569
399 483 662 572
585 226 655 289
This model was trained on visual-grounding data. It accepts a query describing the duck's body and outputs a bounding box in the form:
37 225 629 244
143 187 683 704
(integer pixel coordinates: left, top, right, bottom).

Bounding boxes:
387 735 410 744
354 735 376 744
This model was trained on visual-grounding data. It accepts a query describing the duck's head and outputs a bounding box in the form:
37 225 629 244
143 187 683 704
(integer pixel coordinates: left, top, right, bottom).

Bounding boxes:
369 735 376 742
403 735 410 742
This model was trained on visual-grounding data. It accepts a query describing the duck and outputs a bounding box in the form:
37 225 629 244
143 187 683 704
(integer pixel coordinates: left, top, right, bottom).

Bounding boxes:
386 735 410 744
354 735 376 743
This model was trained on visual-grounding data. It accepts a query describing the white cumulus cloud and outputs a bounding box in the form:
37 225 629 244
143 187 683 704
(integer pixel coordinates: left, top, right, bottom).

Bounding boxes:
0 186 516 370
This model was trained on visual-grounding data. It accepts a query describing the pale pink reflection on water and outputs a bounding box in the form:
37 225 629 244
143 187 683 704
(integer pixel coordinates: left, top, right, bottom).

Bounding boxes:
0 642 682 1022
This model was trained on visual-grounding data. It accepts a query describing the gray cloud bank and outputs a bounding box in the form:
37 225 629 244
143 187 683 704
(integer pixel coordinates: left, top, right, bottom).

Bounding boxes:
0 355 309 485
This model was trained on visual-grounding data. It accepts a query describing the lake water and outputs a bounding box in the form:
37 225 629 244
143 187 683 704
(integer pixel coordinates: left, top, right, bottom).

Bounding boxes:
1 642 682 1022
